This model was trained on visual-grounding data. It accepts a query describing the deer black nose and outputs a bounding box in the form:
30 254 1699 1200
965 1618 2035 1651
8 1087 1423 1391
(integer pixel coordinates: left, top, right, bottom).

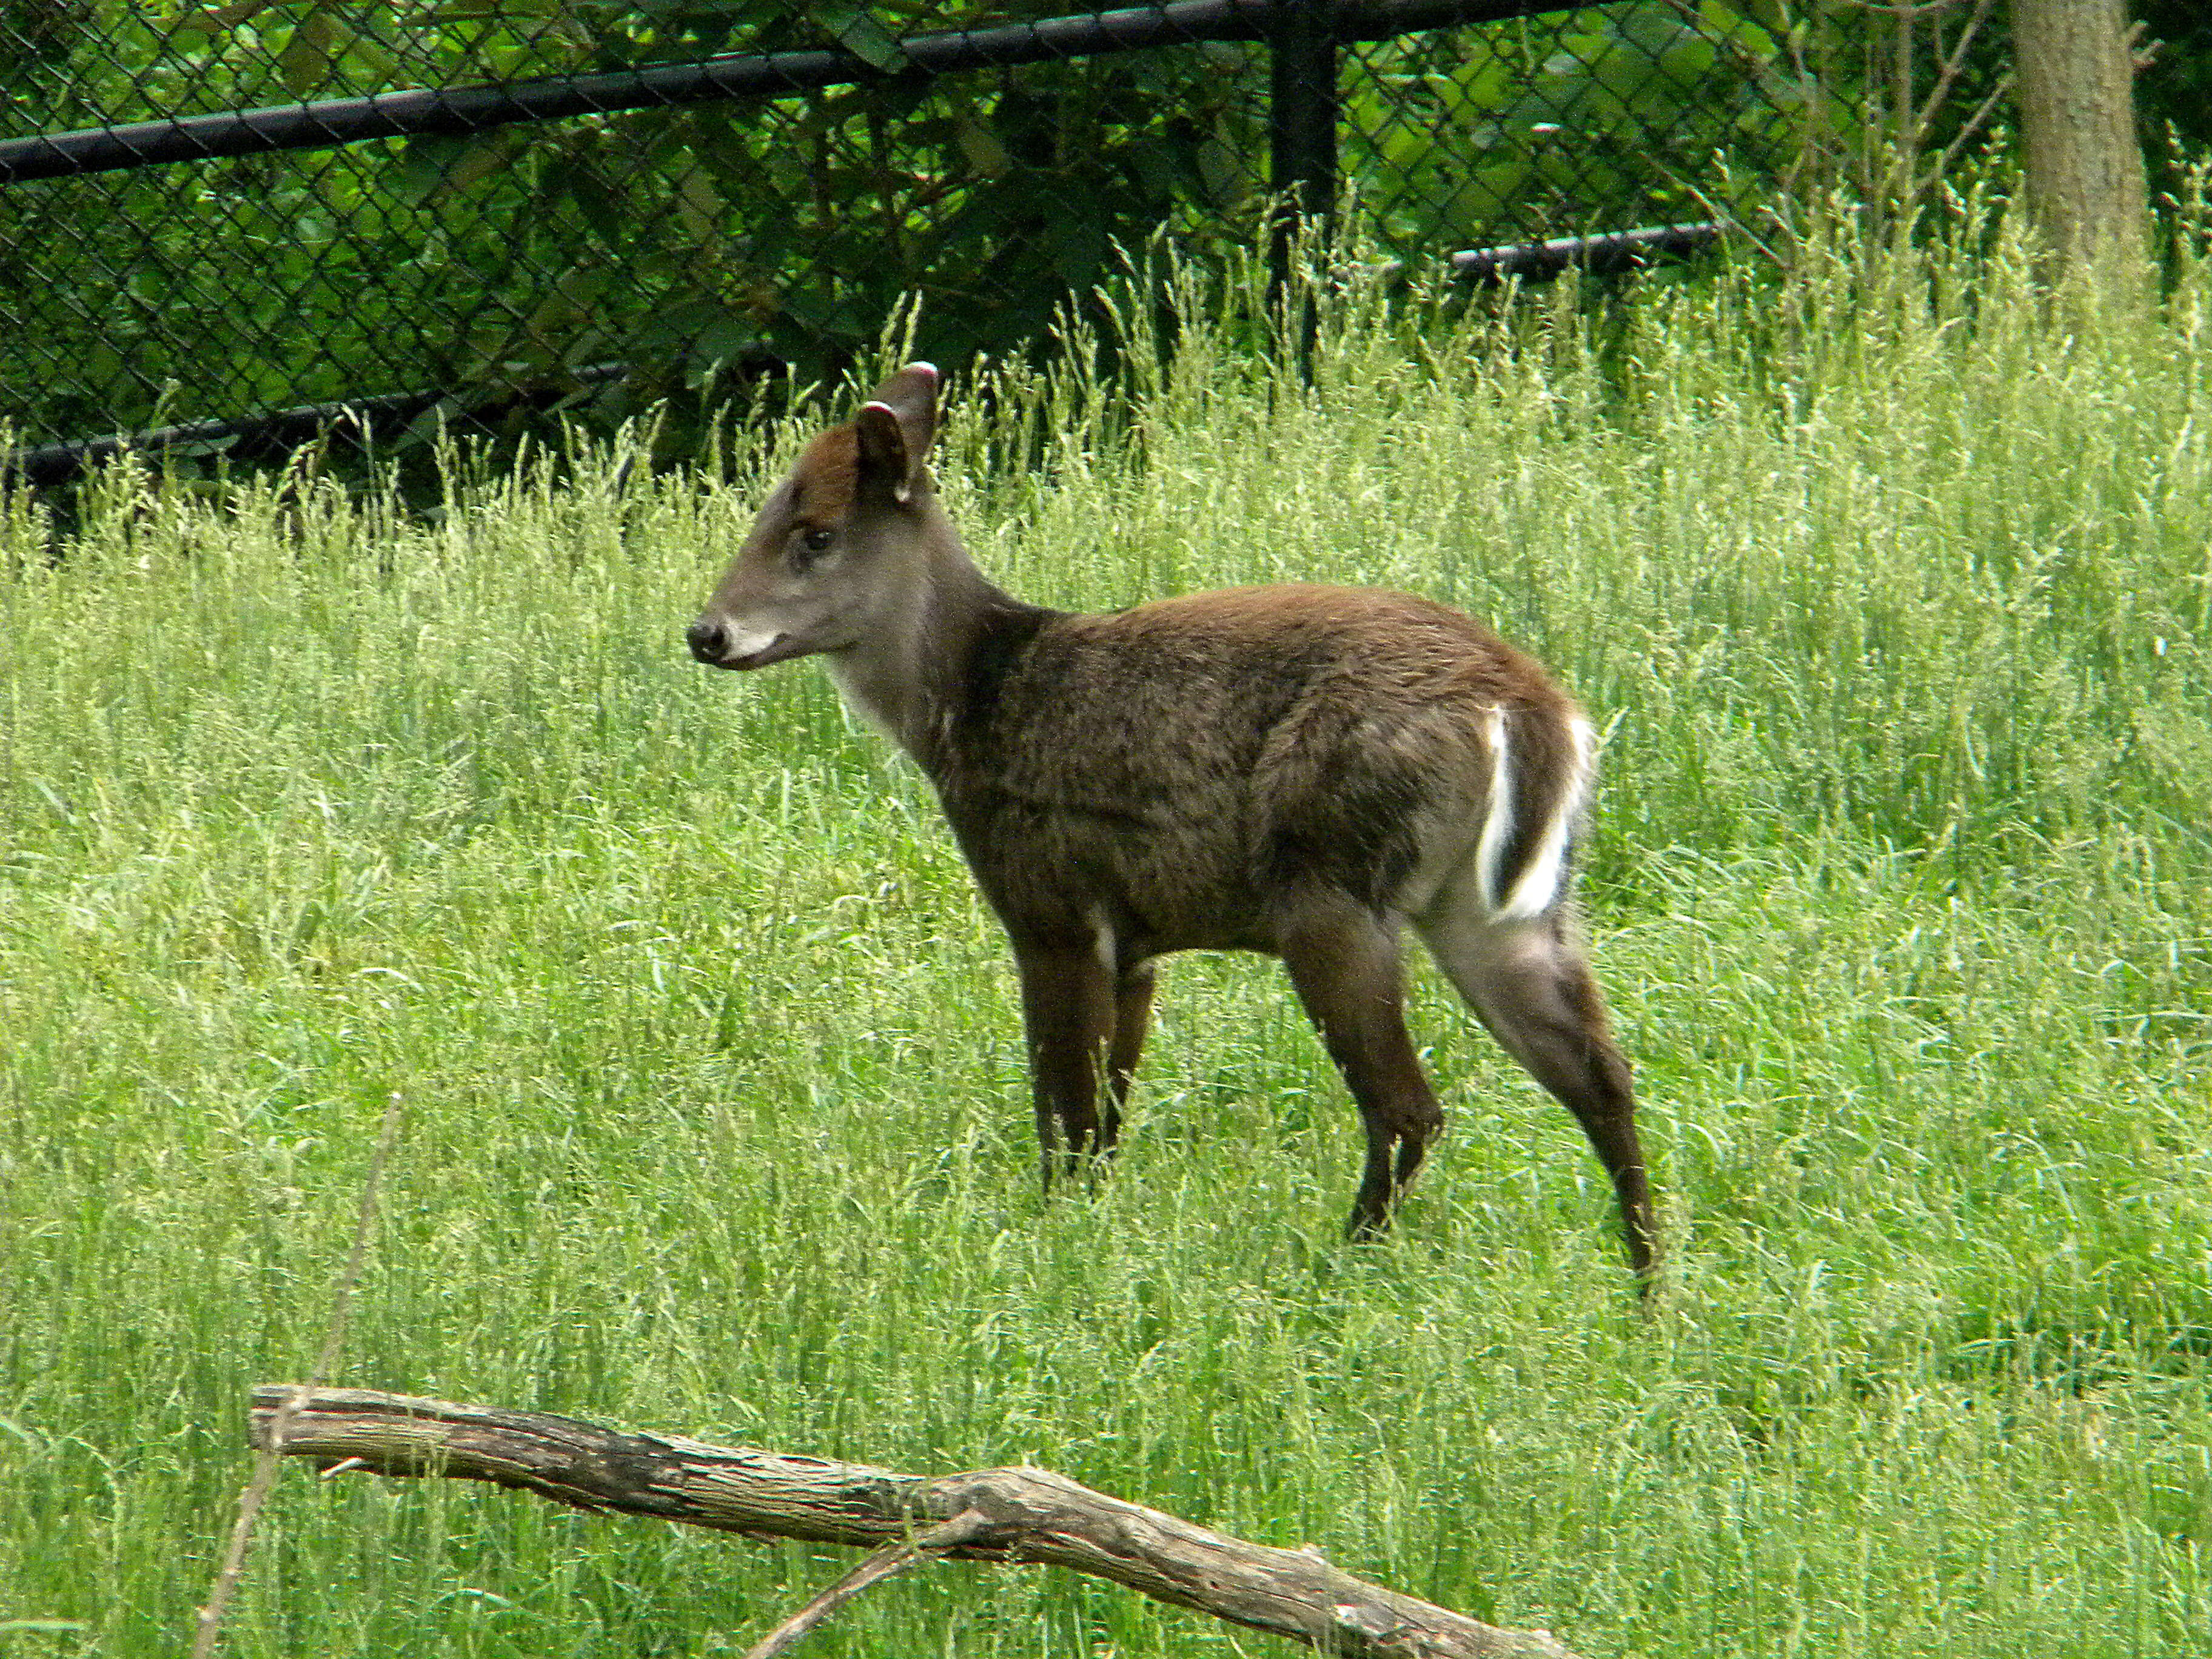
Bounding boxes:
686 618 726 663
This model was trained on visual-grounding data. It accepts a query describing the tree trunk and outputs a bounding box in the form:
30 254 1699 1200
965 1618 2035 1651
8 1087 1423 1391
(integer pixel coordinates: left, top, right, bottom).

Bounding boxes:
2009 0 2152 294
247 1385 1581 1659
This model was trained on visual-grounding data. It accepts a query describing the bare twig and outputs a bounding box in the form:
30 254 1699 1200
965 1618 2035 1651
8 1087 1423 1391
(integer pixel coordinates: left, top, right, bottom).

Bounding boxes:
191 1094 406 1659
1910 0 2000 150
1829 0 1977 19
1635 155 1789 268
1918 69 2016 202
741 1509 993 1659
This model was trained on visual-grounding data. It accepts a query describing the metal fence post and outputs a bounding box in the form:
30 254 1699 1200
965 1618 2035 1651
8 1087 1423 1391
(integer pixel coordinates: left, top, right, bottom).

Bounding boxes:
1267 0 1338 298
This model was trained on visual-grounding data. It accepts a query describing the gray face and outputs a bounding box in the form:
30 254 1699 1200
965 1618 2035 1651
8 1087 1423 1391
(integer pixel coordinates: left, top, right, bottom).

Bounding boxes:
686 367 942 675
686 425 875 672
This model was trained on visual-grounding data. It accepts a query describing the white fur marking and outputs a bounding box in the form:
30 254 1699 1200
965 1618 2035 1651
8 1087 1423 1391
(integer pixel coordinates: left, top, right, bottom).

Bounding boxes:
1472 707 1514 916
722 625 783 662
1492 714 1595 923
824 654 902 743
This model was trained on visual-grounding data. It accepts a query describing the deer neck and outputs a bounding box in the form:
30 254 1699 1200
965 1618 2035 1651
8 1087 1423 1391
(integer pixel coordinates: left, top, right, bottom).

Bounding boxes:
824 538 1048 773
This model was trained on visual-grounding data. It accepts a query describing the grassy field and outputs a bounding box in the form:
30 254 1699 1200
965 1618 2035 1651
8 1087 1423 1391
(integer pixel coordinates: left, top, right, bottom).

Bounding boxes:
4 213 2210 1657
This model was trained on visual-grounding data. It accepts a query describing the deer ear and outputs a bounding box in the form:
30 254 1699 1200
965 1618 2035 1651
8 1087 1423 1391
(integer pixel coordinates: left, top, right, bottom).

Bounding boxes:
854 362 939 504
854 404 912 504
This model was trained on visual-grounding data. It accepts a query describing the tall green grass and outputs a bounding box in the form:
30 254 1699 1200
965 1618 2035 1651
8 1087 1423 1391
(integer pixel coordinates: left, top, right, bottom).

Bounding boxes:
2 205 2208 1657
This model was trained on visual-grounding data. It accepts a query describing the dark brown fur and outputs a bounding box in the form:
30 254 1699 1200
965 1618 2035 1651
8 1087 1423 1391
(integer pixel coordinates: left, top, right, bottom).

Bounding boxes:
686 365 1655 1279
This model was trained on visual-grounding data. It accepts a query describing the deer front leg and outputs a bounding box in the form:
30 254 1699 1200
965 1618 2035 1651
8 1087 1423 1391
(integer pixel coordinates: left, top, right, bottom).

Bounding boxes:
1099 961 1156 1153
1011 936 1119 1186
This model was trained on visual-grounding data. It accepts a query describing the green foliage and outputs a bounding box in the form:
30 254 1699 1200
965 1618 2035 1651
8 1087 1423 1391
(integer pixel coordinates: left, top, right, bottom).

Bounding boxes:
1 0 1265 453
4 0 1939 461
2139 0 2212 206
2 202 2210 1656
1343 0 1828 252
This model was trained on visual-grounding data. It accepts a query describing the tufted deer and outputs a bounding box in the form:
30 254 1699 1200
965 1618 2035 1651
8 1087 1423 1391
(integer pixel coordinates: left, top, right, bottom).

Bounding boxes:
687 364 1655 1279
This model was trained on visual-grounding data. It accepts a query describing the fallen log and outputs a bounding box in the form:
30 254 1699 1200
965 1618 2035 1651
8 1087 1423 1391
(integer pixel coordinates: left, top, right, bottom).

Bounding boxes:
248 1385 1579 1659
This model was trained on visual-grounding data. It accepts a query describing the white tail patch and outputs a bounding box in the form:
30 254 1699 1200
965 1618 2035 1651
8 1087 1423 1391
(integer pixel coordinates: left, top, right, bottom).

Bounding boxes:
1476 711 1595 923
1473 706 1516 917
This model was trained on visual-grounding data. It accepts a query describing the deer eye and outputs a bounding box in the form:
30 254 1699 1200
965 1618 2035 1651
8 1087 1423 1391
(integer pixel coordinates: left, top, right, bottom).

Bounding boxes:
788 525 837 569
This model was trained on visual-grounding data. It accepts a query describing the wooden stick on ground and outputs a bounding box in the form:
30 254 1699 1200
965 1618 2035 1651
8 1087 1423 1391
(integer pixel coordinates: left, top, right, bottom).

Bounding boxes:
247 1385 1580 1659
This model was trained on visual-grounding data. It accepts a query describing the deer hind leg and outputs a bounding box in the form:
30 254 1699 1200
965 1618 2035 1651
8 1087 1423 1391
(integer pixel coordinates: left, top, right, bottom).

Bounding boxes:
1414 897 1656 1279
1276 900 1446 1240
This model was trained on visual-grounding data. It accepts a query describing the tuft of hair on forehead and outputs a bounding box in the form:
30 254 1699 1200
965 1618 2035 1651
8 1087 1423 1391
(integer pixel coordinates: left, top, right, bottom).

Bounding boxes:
788 423 859 522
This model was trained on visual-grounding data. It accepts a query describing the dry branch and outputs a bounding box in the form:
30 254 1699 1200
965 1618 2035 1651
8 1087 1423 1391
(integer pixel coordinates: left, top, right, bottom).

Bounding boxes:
248 1385 1578 1659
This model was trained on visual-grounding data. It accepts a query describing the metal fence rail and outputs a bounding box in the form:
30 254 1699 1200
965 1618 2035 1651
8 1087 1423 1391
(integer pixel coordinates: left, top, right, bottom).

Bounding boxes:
0 0 2000 477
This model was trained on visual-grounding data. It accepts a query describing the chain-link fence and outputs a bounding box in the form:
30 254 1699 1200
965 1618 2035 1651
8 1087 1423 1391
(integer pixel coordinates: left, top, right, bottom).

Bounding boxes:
0 1 2097 480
